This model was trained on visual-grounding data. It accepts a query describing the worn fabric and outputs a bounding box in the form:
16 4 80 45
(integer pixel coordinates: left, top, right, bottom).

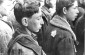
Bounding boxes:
41 6 52 23
0 19 14 55
40 15 77 55
75 14 85 55
50 15 77 41
0 6 14 54
72 7 85 55
7 27 46 55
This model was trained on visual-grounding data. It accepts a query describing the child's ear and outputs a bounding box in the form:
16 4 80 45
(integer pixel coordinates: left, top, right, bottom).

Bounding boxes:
63 7 67 14
22 17 28 26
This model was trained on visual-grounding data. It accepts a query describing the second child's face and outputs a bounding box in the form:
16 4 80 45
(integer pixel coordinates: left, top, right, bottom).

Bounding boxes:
66 1 79 21
27 10 44 32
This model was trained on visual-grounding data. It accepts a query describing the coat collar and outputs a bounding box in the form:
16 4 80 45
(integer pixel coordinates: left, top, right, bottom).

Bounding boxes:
15 26 37 39
50 15 76 41
42 6 51 13
13 27 42 55
41 5 51 21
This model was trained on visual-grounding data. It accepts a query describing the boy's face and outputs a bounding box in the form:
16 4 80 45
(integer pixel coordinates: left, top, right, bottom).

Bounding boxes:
27 10 44 32
66 1 79 21
49 0 56 14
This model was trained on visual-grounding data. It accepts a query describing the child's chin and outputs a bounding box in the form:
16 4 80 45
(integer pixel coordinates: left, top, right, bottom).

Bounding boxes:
35 30 39 32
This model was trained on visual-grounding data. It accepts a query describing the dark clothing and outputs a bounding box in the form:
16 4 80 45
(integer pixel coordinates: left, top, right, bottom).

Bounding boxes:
7 27 46 55
84 14 85 55
72 7 85 55
37 6 51 46
41 15 77 55
75 14 85 55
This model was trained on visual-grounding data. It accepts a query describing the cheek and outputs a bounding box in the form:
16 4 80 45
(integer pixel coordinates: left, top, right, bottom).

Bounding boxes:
69 9 77 15
28 21 38 32
32 20 40 29
67 10 76 21
67 9 75 18
35 20 41 28
32 21 41 32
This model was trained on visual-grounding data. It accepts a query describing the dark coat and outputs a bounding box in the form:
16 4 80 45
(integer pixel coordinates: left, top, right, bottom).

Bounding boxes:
7 27 46 55
75 14 85 55
40 15 77 55
37 6 51 46
72 7 85 55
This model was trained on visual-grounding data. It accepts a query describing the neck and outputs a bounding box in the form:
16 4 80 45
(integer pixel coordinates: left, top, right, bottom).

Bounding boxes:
25 28 32 35
60 15 67 21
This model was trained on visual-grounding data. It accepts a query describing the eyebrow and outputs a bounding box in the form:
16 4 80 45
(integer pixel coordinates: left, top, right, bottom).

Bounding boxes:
36 14 42 19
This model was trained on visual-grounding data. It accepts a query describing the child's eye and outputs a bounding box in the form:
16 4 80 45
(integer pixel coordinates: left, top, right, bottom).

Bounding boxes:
74 7 76 9
37 17 41 20
74 6 78 9
38 16 42 20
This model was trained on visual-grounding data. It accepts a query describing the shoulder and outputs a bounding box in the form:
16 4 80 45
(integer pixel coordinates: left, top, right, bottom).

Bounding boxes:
0 20 14 35
48 24 72 38
8 33 37 55
0 20 14 47
12 42 35 55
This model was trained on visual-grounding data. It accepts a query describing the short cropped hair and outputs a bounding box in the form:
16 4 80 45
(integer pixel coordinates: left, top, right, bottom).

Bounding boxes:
55 0 76 16
14 3 39 25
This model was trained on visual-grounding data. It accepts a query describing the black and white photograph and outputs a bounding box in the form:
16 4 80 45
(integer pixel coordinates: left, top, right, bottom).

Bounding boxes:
0 0 84 55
